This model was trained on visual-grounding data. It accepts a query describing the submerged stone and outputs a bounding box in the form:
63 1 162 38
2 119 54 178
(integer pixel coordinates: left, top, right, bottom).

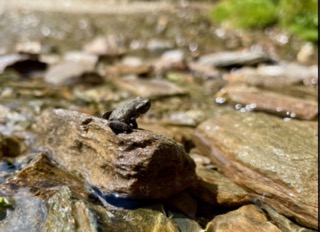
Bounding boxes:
33 109 197 199
193 111 318 229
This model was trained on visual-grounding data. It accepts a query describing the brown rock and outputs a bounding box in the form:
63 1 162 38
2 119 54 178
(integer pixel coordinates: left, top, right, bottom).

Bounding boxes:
197 51 274 68
0 153 86 199
114 76 187 98
83 36 126 57
224 63 318 87
261 204 317 232
44 61 97 85
216 85 318 120
0 135 27 158
153 50 188 74
33 109 197 199
195 165 251 207
193 112 318 229
105 63 151 77
205 204 281 232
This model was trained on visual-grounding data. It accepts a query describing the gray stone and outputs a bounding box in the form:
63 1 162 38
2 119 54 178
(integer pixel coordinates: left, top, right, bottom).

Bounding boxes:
197 51 274 68
0 196 47 232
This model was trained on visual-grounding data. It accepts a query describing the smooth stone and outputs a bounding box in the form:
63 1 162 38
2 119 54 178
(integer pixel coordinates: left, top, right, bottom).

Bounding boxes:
0 134 27 158
297 42 316 65
15 41 42 54
0 54 29 73
195 165 251 207
224 63 318 87
83 36 126 57
205 204 281 232
105 63 151 77
146 39 174 53
1 54 47 77
33 109 197 199
188 62 221 79
172 217 202 232
189 148 211 166
153 49 187 74
197 51 274 68
193 111 318 229
161 110 207 127
63 51 98 66
216 85 318 120
114 76 187 98
44 61 96 85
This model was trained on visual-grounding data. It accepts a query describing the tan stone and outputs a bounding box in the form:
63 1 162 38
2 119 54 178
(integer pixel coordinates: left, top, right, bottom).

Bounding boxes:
195 165 251 207
205 205 281 232
193 112 318 229
216 85 318 120
114 77 187 98
34 109 197 199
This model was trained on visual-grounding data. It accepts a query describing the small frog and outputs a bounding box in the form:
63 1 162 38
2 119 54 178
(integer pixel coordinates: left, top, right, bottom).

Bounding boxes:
102 97 151 134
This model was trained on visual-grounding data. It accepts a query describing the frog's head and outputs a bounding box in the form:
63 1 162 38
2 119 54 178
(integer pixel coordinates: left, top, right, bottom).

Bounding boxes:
135 97 151 114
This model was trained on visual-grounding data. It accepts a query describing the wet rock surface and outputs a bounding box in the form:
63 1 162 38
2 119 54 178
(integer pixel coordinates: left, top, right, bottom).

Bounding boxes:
205 204 282 232
0 0 318 231
34 109 197 199
193 111 318 229
217 85 318 120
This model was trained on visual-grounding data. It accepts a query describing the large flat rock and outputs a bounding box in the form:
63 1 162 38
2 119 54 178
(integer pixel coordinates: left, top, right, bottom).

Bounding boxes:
216 85 318 120
193 111 318 229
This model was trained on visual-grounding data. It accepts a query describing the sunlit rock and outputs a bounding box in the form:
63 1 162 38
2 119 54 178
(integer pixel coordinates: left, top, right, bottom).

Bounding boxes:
216 85 318 120
197 51 275 68
194 165 251 207
193 111 318 229
44 60 100 86
33 109 197 199
224 62 318 87
83 36 126 57
114 76 187 98
205 205 281 232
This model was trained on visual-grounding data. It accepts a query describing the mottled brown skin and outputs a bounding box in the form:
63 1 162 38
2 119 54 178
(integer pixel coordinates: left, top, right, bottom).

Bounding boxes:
102 97 151 134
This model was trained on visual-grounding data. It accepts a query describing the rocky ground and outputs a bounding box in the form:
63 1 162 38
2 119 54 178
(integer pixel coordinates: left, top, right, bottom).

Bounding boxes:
0 1 318 231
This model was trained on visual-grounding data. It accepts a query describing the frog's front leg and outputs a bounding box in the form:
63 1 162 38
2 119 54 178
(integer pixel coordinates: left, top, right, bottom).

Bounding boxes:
129 118 138 129
107 121 132 134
